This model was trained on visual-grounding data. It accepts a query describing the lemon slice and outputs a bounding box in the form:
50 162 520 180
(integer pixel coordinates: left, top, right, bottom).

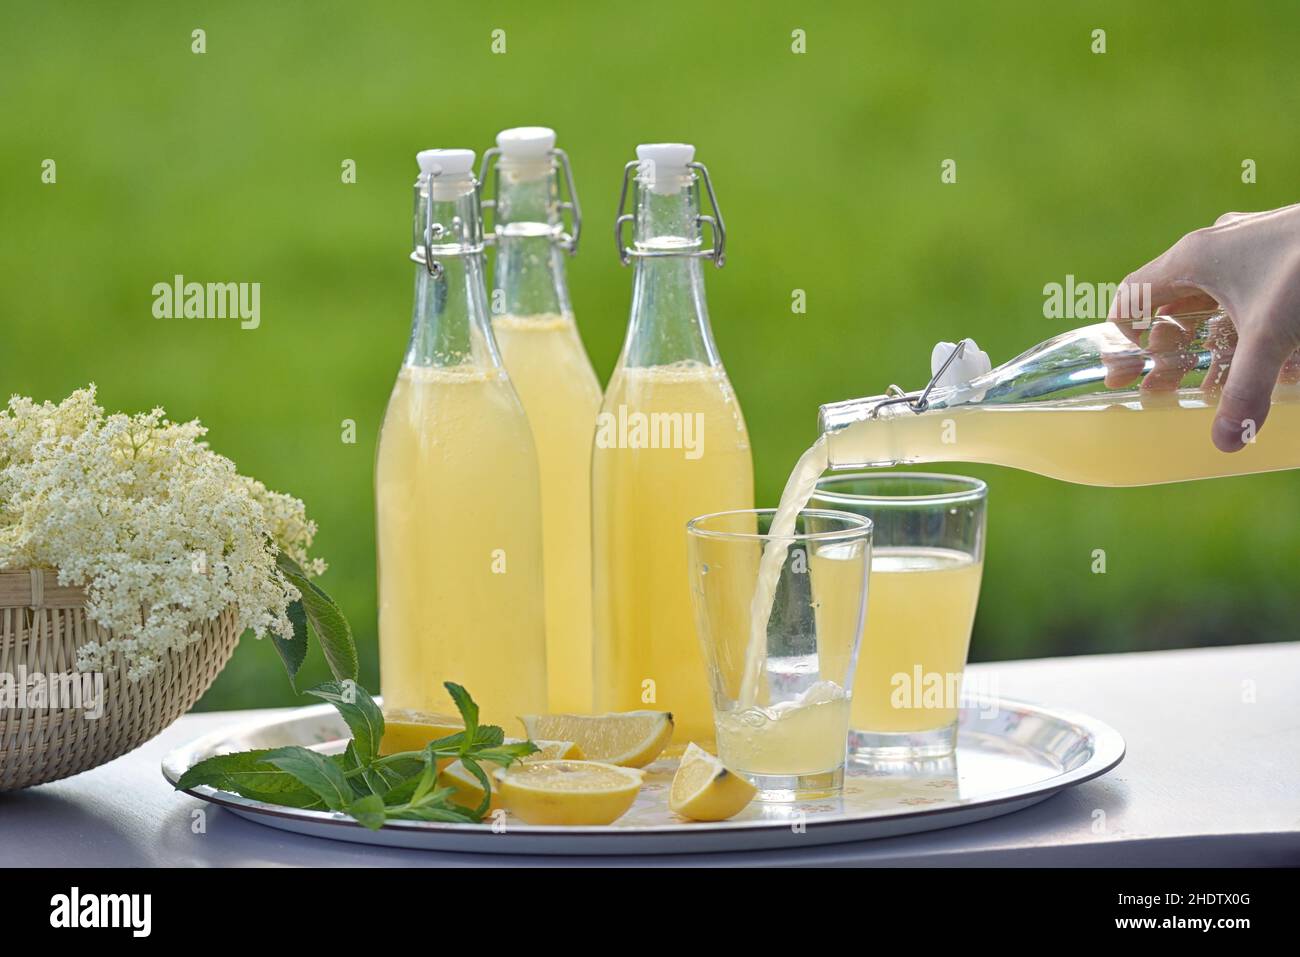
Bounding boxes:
669 742 756 821
495 760 644 825
439 739 585 810
517 711 673 768
379 709 465 773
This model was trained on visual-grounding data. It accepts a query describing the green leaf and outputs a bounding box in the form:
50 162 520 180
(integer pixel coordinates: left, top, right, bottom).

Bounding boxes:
376 753 429 783
460 757 494 820
391 798 479 824
409 754 438 805
262 746 354 811
472 725 505 749
347 794 389 831
378 773 422 806
306 680 384 765
272 600 309 690
176 749 325 808
340 741 388 798
472 741 539 767
276 551 358 681
444 682 478 748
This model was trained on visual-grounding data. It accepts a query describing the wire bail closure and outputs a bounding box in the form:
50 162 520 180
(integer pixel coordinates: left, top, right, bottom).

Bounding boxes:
614 160 726 268
476 147 582 255
867 339 969 418
408 168 484 280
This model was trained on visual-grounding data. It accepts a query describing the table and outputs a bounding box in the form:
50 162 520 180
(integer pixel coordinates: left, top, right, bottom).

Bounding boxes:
2 643 1298 866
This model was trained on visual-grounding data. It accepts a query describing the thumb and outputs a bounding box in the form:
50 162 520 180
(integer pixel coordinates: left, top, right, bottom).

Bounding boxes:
1212 329 1289 452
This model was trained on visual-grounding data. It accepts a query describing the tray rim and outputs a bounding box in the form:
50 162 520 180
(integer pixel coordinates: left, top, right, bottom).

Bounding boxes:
161 695 1125 844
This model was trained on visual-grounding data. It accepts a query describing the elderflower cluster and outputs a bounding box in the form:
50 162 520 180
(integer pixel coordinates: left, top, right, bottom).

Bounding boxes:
0 386 325 680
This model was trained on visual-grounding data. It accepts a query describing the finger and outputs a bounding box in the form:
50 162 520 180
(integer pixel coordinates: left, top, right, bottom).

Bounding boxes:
1213 211 1250 227
1280 348 1300 385
1215 202 1300 228
1103 353 1144 388
1203 317 1238 394
1140 316 1199 391
1107 234 1221 341
1155 292 1220 316
1212 331 1291 452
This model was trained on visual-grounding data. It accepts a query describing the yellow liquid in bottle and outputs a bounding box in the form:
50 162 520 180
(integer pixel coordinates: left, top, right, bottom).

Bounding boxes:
833 391 1300 486
592 360 754 744
492 313 602 713
376 364 548 728
852 547 982 733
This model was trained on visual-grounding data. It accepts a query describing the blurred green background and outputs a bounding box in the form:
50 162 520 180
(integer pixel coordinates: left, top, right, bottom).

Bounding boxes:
4 1 1298 710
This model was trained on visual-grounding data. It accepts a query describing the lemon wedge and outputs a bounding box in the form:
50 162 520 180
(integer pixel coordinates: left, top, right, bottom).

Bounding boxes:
669 742 756 821
495 760 644 826
379 708 464 753
439 739 584 811
517 711 673 768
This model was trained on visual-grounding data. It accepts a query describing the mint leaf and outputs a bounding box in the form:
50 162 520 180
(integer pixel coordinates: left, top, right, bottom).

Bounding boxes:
472 741 539 766
444 682 478 749
472 725 505 749
347 794 389 830
272 600 309 690
176 749 325 808
341 740 393 798
392 805 478 824
377 773 422 806
277 551 358 681
408 754 439 805
391 793 479 824
460 757 494 819
262 746 353 811
306 680 384 765
375 752 429 782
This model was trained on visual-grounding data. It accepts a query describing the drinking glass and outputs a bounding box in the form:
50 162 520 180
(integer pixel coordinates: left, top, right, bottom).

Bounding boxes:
686 508 872 800
811 473 987 759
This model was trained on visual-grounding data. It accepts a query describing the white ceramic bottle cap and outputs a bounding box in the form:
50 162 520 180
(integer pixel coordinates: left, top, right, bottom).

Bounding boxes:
497 126 556 160
931 339 993 402
416 148 476 178
635 142 694 194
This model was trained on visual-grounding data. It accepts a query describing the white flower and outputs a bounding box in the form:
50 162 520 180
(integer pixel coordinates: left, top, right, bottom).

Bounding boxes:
0 385 324 680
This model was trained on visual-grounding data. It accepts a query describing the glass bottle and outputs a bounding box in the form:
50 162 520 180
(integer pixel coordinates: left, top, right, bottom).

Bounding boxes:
592 143 754 744
375 148 547 728
480 127 602 713
819 311 1300 486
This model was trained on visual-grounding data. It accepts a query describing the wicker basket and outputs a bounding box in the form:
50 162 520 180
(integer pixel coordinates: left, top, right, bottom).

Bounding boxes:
0 568 241 791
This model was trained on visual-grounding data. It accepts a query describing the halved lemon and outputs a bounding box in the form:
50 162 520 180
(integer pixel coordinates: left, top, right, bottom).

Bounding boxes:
495 760 644 825
379 708 465 753
517 711 673 768
379 709 465 772
669 742 756 821
439 739 584 810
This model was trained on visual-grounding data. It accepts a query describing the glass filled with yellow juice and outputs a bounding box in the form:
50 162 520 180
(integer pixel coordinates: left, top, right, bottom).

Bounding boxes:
811 473 987 759
686 508 872 800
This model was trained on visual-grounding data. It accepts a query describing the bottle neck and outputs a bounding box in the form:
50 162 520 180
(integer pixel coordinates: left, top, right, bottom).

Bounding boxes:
491 159 571 319
621 172 719 369
406 173 501 369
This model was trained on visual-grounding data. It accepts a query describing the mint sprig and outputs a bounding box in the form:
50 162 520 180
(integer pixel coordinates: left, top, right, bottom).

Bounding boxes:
175 681 537 829
274 551 359 686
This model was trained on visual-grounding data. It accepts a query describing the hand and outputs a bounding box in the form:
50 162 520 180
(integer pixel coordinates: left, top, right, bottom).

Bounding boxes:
1106 204 1300 452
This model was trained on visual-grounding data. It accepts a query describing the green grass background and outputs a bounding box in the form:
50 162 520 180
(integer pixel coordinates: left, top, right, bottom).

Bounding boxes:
3 1 1297 710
